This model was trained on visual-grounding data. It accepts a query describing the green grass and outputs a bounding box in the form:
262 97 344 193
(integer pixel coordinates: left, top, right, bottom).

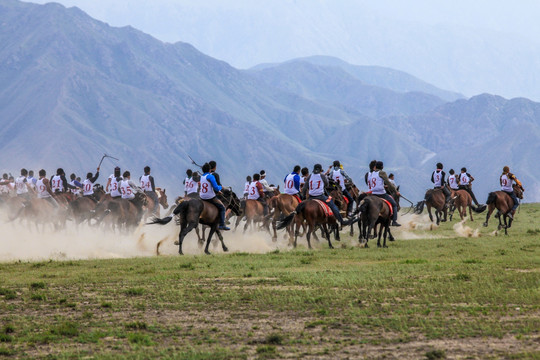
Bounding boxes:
0 204 539 358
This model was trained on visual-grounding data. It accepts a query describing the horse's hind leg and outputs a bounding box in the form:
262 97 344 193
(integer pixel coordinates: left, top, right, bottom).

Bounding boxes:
204 226 219 255
178 222 197 255
323 224 334 249
483 206 494 227
216 230 228 252
306 225 314 249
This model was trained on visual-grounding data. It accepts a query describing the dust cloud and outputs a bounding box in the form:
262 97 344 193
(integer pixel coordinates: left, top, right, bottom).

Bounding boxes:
0 210 293 262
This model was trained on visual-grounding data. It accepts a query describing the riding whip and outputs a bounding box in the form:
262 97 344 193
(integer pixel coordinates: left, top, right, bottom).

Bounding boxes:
97 153 119 169
188 155 203 169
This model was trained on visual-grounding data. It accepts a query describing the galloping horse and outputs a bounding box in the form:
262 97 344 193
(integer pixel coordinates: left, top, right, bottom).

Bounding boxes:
448 189 474 221
149 189 240 255
269 193 300 242
356 193 394 248
242 199 270 233
483 184 524 235
415 188 448 225
69 185 106 227
277 199 337 249
143 188 169 220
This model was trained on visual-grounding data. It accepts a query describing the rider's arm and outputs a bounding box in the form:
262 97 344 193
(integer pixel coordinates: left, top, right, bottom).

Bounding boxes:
379 171 397 193
207 174 222 193
293 174 301 191
91 172 99 183
149 176 156 192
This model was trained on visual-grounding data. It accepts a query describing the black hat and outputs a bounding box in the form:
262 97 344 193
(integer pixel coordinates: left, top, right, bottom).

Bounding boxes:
376 161 384 170
313 164 323 173
333 160 340 167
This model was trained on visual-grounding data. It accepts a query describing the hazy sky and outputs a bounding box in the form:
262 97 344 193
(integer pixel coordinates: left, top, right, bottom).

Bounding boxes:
25 0 540 99
28 0 540 45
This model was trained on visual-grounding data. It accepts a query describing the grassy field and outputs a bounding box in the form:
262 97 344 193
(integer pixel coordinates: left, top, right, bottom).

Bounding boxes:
0 204 539 359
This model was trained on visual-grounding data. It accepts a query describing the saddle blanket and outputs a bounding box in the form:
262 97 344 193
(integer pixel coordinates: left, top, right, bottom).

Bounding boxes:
314 199 333 217
382 199 393 216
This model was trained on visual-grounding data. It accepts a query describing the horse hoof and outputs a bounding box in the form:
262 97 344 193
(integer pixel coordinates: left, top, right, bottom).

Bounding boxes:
483 223 488 227
223 247 229 252
389 237 395 242
174 241 179 245
178 251 184 255
204 250 211 255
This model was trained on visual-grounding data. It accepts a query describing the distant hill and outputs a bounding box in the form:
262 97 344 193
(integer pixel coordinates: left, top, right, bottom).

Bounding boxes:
251 56 464 103
1 0 539 203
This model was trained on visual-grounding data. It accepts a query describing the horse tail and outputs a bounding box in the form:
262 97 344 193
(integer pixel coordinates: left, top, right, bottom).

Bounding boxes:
276 201 305 230
359 198 369 214
146 199 189 225
424 190 433 203
486 192 497 205
414 200 425 214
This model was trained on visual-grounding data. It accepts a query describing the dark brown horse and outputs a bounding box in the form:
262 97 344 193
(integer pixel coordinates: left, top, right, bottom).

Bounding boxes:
149 190 240 255
483 184 524 235
415 188 448 225
356 193 394 248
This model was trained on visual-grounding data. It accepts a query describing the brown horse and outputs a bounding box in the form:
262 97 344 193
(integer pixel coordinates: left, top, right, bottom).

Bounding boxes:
149 190 240 255
449 189 474 221
269 193 300 242
415 188 448 225
356 194 394 248
276 198 339 249
483 184 524 235
69 185 106 227
242 199 270 233
143 188 169 220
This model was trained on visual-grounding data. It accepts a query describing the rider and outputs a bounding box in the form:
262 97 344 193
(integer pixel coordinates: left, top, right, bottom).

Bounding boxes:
15 168 32 200
299 167 309 196
431 162 451 206
183 169 193 197
69 173 83 196
200 162 230 231
369 161 401 227
248 173 269 215
184 169 200 199
27 170 37 190
140 166 159 214
120 171 144 200
365 160 377 191
106 166 123 198
259 170 276 198
284 165 301 201
388 173 396 188
301 164 355 226
459 167 481 206
209 160 221 186
51 168 77 193
82 168 100 201
327 160 354 217
447 169 459 190
36 169 59 207
500 166 524 219
243 175 252 199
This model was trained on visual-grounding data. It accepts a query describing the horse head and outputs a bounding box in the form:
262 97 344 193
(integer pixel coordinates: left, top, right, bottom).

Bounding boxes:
157 188 169 209
513 184 524 199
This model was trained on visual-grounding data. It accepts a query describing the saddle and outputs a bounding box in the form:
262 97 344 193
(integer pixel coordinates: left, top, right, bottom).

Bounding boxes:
293 194 302 203
381 199 393 216
313 199 333 217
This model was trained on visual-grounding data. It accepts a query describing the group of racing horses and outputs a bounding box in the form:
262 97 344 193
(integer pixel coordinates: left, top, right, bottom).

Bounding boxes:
1 173 523 255
1 184 170 233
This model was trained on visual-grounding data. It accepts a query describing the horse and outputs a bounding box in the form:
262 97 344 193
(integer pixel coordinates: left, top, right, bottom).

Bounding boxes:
276 194 342 249
415 188 448 225
356 193 394 248
269 193 300 242
483 184 524 235
69 185 106 227
241 199 271 233
448 189 475 221
143 188 169 220
149 189 239 255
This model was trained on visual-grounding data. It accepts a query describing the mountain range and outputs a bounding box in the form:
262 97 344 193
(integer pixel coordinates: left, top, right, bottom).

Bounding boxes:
1 0 539 203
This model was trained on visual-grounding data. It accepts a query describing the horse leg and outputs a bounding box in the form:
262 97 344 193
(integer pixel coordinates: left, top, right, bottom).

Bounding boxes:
483 205 494 227
377 223 383 248
382 223 389 248
271 213 278 242
178 222 197 255
334 224 341 241
427 205 434 222
306 224 313 249
323 224 334 249
217 230 228 252
204 225 218 255
469 205 474 221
